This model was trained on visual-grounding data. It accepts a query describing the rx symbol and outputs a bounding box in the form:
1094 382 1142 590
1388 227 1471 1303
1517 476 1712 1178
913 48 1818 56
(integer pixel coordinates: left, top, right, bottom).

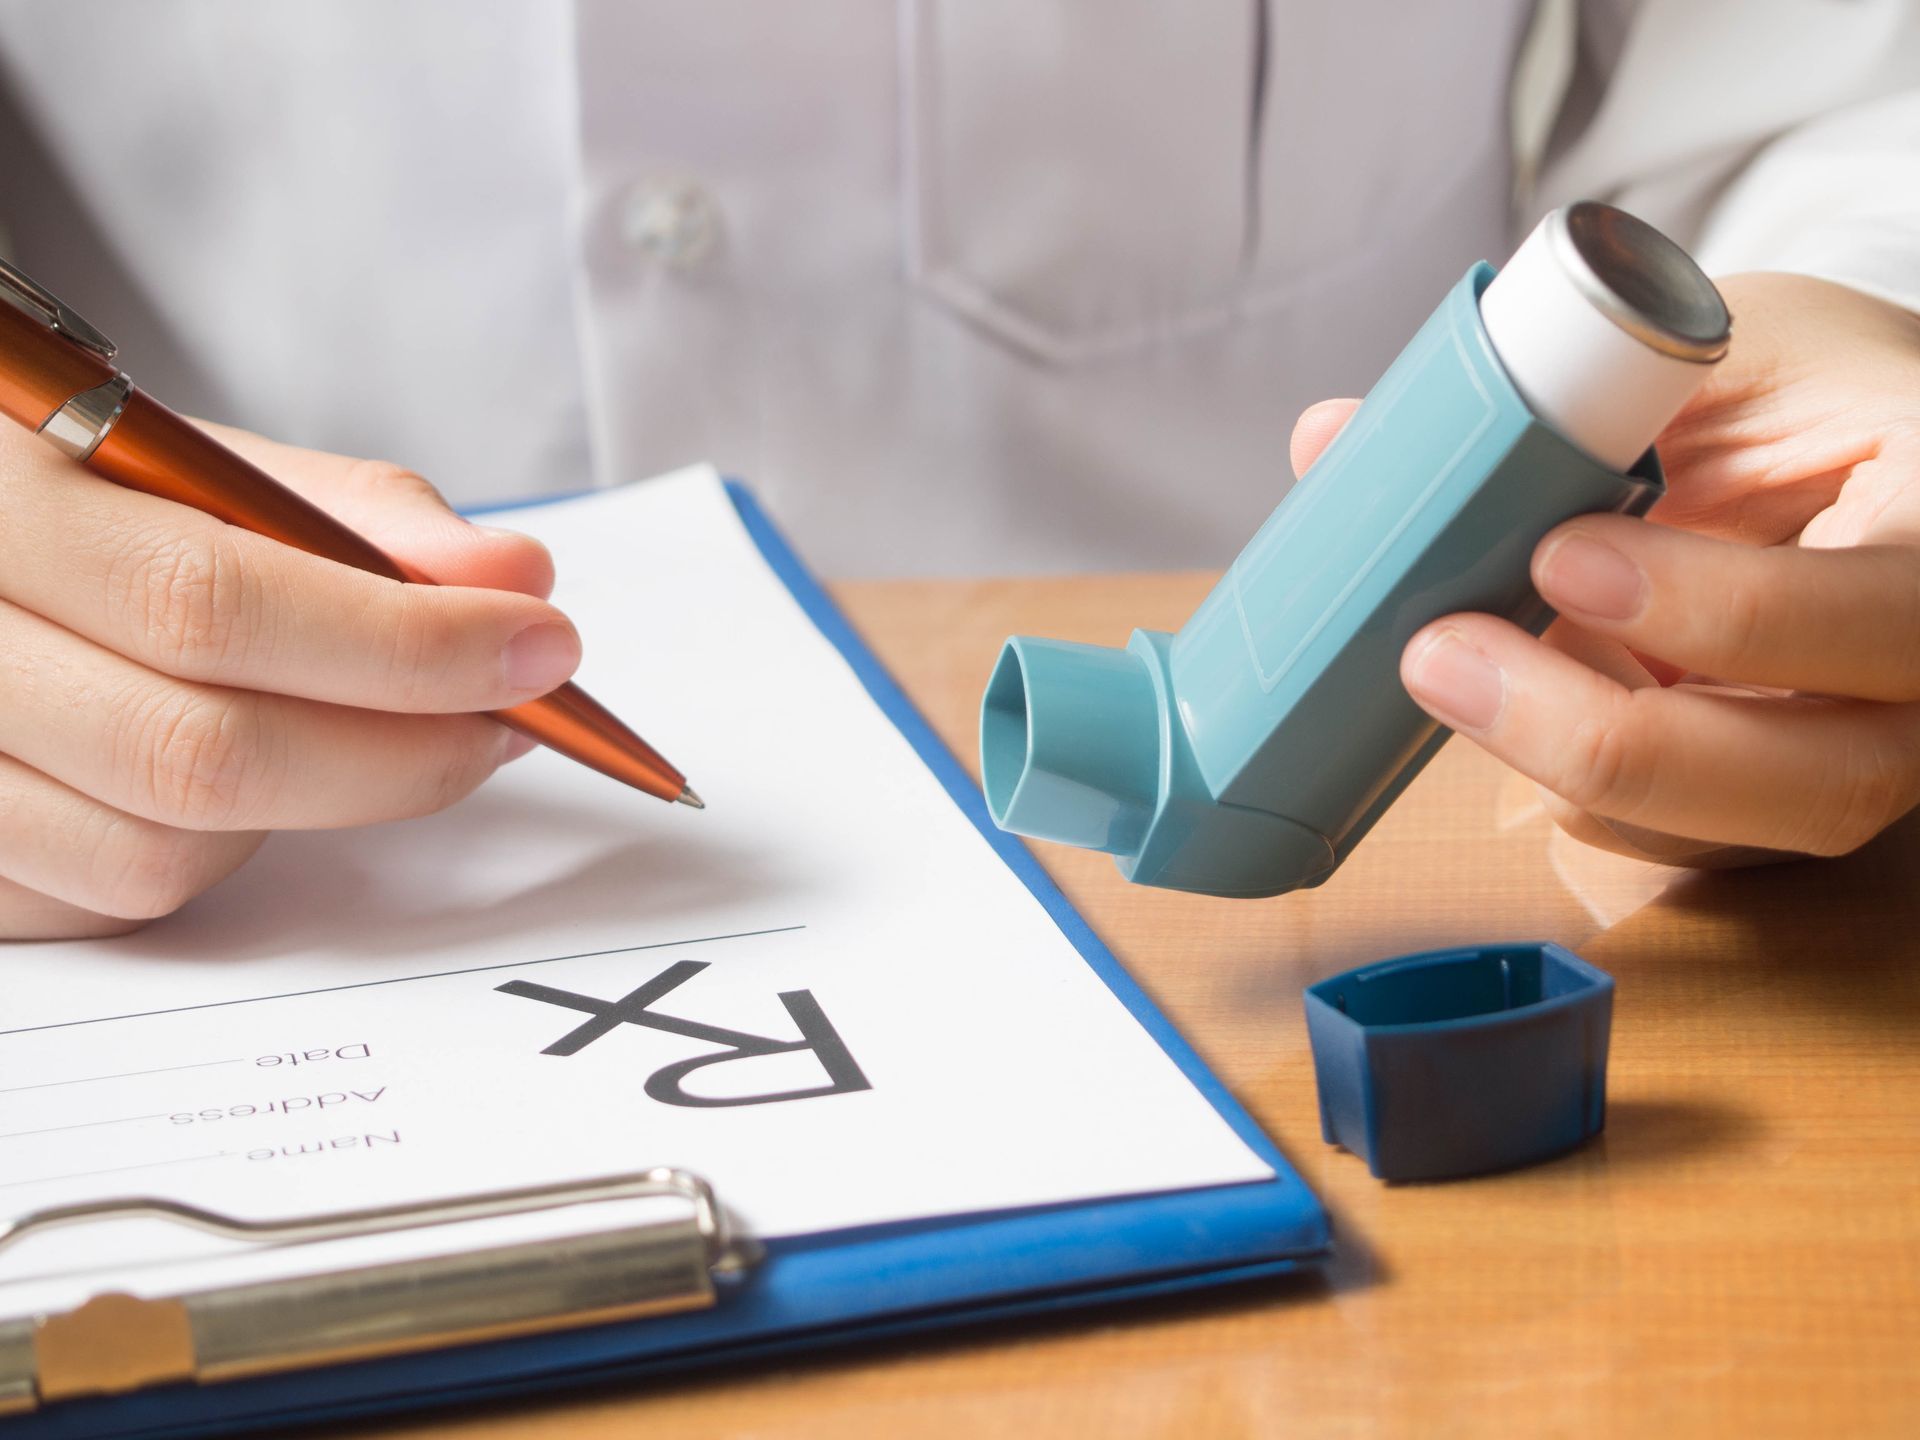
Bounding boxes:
496 960 870 1108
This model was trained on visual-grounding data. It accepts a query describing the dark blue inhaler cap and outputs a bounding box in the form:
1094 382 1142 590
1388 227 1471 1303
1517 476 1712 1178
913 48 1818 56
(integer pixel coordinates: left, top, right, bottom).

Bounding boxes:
1304 943 1613 1182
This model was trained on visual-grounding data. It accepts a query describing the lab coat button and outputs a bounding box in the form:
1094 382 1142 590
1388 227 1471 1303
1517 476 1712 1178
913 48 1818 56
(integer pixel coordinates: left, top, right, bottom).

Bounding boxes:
621 181 721 268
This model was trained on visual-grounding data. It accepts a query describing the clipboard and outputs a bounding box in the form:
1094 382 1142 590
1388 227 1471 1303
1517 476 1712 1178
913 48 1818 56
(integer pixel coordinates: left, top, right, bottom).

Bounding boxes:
0 483 1330 1439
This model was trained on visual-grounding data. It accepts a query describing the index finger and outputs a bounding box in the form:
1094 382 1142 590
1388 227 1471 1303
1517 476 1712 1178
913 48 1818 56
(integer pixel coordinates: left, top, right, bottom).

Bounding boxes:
1400 612 1920 857
195 421 556 599
0 442 581 715
1531 513 1920 702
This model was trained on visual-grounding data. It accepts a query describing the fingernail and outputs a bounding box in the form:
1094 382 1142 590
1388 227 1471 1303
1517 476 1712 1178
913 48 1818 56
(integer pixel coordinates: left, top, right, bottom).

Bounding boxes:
1537 531 1645 621
499 731 539 765
1404 629 1506 732
503 622 580 694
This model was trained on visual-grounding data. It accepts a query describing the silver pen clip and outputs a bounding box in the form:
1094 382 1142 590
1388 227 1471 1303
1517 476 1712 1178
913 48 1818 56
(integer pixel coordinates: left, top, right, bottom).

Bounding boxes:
0 256 118 361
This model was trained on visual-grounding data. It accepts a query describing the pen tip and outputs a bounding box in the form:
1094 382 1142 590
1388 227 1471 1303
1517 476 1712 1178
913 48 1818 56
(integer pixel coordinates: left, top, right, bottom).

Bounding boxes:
676 785 706 810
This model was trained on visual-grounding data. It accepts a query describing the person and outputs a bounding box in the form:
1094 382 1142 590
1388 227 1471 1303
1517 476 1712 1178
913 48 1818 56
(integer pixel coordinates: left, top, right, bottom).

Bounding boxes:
0 0 1916 938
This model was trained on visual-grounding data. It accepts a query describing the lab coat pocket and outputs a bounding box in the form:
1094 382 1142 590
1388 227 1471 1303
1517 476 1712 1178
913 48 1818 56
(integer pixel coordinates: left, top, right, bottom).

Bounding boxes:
901 0 1259 365
1243 2 1523 309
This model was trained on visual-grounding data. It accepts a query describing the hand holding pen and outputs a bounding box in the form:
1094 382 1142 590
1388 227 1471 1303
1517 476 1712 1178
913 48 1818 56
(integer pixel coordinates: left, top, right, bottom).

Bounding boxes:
0 260 697 942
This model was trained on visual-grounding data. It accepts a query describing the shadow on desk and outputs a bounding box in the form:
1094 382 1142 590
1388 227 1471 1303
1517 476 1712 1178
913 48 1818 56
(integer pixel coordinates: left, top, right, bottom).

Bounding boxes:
318 1242 1377 1440
1588 805 1920 1028
1585 1096 1760 1171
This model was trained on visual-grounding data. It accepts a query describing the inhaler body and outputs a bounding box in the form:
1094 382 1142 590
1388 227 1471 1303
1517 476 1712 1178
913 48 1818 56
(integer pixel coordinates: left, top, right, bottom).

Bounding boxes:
980 206 1726 898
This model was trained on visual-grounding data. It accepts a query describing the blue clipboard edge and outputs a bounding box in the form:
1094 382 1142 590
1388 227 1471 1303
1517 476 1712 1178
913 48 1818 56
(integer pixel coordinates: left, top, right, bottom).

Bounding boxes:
26 479 1328 1440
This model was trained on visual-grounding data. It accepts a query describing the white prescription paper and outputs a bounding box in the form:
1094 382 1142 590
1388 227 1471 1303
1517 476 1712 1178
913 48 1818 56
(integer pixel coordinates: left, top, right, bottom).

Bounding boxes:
0 467 1272 1312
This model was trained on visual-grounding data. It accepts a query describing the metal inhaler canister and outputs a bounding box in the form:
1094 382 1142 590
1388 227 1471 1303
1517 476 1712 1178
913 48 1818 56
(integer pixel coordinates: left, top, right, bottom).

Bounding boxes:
978 203 1731 898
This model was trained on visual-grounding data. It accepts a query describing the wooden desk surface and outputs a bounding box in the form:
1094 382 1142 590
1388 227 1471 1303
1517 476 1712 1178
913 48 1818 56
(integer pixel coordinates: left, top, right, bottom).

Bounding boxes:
370 574 1920 1440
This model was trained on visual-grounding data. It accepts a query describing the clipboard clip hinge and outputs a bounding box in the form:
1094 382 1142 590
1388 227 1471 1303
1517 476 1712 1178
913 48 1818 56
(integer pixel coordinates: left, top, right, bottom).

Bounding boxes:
0 1166 754 1413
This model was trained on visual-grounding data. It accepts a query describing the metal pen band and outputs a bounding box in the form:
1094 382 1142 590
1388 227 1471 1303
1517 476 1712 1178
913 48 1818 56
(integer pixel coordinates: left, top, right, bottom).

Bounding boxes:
36 370 132 462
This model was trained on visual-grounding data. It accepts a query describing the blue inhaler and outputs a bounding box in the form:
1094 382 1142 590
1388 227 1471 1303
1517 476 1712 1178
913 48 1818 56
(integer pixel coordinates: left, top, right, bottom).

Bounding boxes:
979 203 1731 898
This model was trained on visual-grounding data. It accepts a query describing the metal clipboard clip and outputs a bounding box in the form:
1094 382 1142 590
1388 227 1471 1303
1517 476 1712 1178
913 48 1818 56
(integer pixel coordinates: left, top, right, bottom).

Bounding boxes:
0 1167 755 1414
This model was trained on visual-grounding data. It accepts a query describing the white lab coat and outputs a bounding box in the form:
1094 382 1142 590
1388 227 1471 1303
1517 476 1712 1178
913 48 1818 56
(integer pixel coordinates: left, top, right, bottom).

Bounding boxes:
1 0 1916 576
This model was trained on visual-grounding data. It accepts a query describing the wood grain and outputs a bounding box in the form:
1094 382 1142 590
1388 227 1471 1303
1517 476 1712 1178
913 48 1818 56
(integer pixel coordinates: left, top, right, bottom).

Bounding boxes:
353 574 1920 1440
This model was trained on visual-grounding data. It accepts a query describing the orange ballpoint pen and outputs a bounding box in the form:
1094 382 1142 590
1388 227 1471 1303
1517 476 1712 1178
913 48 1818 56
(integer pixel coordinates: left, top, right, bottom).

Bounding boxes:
0 258 702 809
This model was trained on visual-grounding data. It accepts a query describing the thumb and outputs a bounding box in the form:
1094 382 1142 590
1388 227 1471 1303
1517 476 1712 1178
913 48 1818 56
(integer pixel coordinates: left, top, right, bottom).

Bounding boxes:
189 420 556 598
1289 398 1362 479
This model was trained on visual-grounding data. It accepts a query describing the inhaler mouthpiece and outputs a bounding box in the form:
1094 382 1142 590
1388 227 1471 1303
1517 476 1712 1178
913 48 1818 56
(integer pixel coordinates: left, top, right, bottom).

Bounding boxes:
1478 202 1730 471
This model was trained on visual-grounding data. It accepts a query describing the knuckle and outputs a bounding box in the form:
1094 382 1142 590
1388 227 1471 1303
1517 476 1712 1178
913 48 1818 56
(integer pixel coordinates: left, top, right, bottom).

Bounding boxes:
490 531 558 599
1714 576 1770 675
114 528 259 678
1801 726 1920 857
118 685 269 829
90 820 214 921
344 458 447 510
369 593 462 711
401 723 502 819
1557 703 1654 818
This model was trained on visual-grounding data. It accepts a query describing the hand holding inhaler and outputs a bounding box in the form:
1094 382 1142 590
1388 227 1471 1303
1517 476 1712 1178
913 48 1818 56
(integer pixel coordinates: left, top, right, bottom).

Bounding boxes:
1385 267 1920 865
981 203 1767 895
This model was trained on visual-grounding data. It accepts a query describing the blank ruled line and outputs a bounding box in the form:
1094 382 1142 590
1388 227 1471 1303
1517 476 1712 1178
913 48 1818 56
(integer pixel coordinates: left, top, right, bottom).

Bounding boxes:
0 925 806 1039
0 1057 249 1095
0 1112 171 1142
0 1150 234 1191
